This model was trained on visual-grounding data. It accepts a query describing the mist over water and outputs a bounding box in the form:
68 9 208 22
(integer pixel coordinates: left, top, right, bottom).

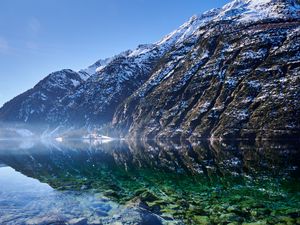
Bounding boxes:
0 138 299 224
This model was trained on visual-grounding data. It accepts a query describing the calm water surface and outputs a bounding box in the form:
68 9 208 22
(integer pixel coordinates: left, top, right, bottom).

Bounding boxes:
0 139 299 225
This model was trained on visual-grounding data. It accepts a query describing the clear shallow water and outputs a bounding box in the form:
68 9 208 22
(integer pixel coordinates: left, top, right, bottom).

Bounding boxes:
0 139 299 225
0 167 129 225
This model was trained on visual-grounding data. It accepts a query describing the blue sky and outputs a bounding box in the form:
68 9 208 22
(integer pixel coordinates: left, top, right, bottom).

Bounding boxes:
0 0 230 107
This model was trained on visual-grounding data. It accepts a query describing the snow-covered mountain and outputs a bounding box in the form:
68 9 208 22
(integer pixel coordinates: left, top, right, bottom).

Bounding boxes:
0 0 299 139
0 10 207 129
0 69 84 123
215 0 300 22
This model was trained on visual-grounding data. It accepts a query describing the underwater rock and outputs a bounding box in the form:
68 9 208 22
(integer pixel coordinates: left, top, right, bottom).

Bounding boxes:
193 215 210 225
26 214 67 225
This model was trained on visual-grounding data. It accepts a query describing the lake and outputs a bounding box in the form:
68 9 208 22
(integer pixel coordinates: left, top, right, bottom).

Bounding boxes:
0 138 299 224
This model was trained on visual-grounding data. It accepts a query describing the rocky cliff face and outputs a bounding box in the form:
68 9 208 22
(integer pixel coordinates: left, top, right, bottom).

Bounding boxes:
112 0 300 140
0 0 299 139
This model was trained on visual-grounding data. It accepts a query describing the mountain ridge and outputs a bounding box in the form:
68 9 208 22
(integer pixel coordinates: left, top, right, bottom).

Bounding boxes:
0 0 299 140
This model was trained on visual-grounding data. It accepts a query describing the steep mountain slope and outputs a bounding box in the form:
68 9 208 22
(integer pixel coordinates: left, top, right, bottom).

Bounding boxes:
0 13 208 129
0 69 85 123
0 0 299 140
112 0 300 140
55 15 219 127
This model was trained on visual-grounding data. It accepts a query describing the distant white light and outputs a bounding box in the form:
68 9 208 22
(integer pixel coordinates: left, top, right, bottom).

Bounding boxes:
55 137 63 142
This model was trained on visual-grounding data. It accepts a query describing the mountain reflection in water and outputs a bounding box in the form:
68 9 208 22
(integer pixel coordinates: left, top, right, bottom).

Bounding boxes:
0 139 299 225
